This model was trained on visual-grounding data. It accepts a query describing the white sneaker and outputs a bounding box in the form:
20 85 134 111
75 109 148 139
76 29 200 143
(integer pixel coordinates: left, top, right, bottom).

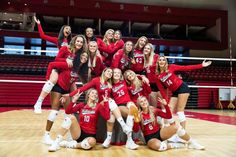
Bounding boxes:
122 125 132 134
125 140 139 150
34 102 42 114
102 137 111 148
42 134 53 145
167 134 178 143
59 140 77 148
169 142 186 149
188 140 205 150
48 142 60 152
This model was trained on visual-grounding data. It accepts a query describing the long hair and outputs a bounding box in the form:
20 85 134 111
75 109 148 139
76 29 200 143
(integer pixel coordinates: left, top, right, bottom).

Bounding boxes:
114 30 122 42
124 70 142 90
103 29 114 45
122 41 134 69
156 56 169 75
137 96 156 126
144 43 155 68
112 68 124 84
85 88 98 108
85 27 97 42
134 36 148 50
69 35 88 72
100 68 112 88
87 41 101 68
58 25 72 47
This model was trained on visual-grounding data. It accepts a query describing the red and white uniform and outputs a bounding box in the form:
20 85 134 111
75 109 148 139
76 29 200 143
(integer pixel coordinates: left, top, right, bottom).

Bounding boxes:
65 102 110 134
45 46 75 79
70 77 112 103
54 46 75 62
133 105 172 136
112 80 131 105
155 64 203 101
88 56 106 77
144 54 159 84
37 23 68 48
97 38 124 67
111 49 130 71
127 79 151 104
130 49 144 73
57 70 78 91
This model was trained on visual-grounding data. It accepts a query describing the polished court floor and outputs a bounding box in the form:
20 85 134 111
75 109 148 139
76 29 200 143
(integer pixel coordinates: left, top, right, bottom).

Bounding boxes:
0 108 236 157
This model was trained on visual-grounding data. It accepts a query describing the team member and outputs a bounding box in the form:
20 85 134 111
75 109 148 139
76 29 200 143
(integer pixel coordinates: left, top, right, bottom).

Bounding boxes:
48 88 110 151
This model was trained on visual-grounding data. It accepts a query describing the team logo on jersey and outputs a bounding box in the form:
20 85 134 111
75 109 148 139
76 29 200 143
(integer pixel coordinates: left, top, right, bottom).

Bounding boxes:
100 84 109 90
143 118 153 125
130 87 143 95
112 84 124 92
160 73 172 82
133 53 144 57
81 109 95 115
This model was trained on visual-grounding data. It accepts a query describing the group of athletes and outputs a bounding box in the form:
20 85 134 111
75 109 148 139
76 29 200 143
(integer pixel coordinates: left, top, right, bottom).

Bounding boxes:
32 16 211 152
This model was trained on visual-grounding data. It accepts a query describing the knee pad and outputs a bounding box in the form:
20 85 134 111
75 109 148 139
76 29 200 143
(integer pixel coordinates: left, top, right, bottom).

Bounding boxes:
47 110 58 122
107 112 115 123
81 138 92 150
61 117 72 129
42 81 55 93
167 117 175 124
108 99 118 111
158 141 167 151
177 111 186 122
177 126 186 137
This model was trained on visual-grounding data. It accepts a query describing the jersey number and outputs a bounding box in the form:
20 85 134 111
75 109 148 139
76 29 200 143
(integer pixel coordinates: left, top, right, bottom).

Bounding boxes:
84 115 90 122
117 90 125 97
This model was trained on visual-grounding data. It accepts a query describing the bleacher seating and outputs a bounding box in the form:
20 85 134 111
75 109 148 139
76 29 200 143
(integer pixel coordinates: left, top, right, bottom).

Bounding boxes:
0 54 54 75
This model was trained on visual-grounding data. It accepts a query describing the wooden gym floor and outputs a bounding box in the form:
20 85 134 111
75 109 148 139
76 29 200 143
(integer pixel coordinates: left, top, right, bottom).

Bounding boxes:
0 108 236 157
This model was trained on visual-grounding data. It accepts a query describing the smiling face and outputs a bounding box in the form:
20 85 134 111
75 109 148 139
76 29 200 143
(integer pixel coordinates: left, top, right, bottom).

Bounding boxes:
158 56 168 69
88 89 98 102
86 28 94 38
80 52 88 63
114 31 121 40
138 37 147 49
138 96 149 110
125 41 133 52
88 41 97 54
74 36 84 50
143 44 152 55
125 70 136 82
105 29 114 40
113 68 122 81
63 26 71 37
104 68 113 79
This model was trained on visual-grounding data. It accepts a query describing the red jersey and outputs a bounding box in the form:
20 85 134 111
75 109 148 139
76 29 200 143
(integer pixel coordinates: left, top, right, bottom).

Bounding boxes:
127 80 151 104
46 61 70 80
157 64 203 92
111 49 130 71
57 70 78 91
65 102 110 134
144 54 159 83
55 46 74 62
88 56 105 77
133 105 171 135
130 49 144 73
112 80 131 105
70 77 112 103
37 23 68 48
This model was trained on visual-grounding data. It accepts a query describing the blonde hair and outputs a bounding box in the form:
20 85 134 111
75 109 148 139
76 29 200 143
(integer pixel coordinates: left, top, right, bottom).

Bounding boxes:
112 68 124 83
156 56 169 74
87 41 102 68
137 96 156 125
144 43 155 68
124 70 142 90
103 29 114 45
134 36 148 50
100 68 112 88
85 88 98 108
